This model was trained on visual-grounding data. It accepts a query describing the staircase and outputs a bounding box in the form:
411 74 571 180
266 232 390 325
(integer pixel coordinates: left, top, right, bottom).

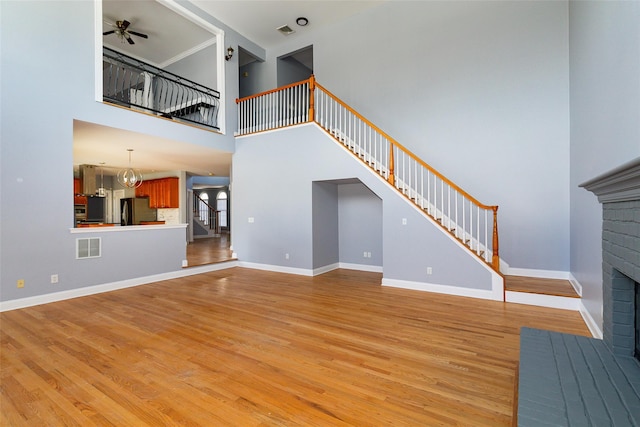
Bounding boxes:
193 194 221 238
505 275 582 310
237 76 502 279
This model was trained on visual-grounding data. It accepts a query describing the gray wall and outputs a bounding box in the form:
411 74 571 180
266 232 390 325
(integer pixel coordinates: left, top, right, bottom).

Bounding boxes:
164 44 218 90
312 182 339 269
338 183 383 267
0 0 252 303
569 1 640 330
256 1 571 273
277 56 312 87
239 60 264 98
233 124 493 290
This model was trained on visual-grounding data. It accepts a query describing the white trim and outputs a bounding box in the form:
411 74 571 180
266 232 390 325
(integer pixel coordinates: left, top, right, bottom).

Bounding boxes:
505 267 571 280
313 263 340 276
382 278 501 301
237 261 314 277
568 273 583 297
94 0 103 102
505 291 580 311
339 263 383 273
579 300 603 339
0 261 238 312
69 224 187 234
157 38 218 69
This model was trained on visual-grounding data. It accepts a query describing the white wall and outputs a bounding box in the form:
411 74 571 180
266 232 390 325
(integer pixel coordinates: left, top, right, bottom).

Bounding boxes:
569 1 640 331
253 1 571 273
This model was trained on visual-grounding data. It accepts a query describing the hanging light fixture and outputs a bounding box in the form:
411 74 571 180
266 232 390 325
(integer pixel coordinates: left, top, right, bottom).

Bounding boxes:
117 149 143 188
98 162 106 196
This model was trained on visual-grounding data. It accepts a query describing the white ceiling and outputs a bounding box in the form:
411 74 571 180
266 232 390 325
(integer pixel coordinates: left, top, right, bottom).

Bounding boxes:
81 0 385 179
74 120 232 177
191 1 385 50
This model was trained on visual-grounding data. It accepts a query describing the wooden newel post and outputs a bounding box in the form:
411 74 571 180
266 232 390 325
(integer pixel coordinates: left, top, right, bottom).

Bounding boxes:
492 206 500 271
388 143 395 186
308 75 315 122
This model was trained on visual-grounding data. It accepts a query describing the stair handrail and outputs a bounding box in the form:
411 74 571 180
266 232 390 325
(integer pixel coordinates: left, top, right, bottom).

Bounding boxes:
194 193 220 234
236 78 312 135
236 76 500 271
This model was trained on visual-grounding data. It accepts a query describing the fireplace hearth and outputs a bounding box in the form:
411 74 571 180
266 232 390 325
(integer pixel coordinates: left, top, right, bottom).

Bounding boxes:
517 158 640 426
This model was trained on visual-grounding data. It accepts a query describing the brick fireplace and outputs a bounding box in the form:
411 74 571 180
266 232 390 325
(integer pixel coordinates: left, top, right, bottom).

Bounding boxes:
516 158 640 426
582 159 640 359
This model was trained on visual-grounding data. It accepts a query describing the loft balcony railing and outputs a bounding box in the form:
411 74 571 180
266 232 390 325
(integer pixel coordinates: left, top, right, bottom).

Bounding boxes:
236 76 500 274
103 47 221 131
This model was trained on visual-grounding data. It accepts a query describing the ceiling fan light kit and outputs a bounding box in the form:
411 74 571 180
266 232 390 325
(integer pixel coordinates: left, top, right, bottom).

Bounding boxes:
103 19 148 45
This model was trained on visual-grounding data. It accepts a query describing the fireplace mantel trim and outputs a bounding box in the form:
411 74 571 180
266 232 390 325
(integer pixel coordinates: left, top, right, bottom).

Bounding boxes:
580 156 640 203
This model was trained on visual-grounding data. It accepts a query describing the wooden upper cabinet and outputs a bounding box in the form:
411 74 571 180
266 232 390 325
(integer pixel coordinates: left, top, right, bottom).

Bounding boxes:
135 177 179 208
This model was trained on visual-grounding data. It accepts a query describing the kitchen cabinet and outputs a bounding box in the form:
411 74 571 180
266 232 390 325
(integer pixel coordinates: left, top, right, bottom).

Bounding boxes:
136 177 179 208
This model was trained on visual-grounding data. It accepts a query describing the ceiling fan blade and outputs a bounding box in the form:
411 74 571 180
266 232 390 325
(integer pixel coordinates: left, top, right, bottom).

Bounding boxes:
103 30 115 36
128 31 148 39
125 34 135 45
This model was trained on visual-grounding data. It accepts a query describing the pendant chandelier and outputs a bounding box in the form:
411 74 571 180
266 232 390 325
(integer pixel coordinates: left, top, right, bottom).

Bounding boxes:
117 149 143 188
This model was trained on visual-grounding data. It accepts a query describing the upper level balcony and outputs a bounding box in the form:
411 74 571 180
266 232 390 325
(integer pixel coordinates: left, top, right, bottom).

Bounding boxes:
103 47 221 131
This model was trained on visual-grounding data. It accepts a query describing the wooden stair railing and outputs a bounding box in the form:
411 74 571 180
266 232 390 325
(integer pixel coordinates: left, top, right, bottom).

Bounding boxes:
236 76 500 273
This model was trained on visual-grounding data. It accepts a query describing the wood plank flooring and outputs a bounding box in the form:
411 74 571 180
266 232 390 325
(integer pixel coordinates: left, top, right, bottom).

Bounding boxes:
0 268 590 426
505 275 580 298
185 233 234 267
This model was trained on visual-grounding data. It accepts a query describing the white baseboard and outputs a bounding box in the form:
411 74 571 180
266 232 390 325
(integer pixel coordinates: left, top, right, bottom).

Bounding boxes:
382 278 500 301
506 268 572 280
313 263 340 275
568 273 583 297
0 261 238 312
338 262 383 273
238 261 383 277
237 261 314 276
505 290 580 311
579 300 603 339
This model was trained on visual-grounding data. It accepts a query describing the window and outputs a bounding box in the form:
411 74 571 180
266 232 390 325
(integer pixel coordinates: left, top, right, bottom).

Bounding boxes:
217 191 228 228
199 192 210 225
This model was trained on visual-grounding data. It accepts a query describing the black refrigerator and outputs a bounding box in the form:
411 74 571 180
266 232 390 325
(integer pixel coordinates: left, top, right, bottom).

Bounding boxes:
120 197 157 225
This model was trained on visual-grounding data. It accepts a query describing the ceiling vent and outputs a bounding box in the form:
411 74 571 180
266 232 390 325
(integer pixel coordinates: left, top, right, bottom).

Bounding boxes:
276 25 295 36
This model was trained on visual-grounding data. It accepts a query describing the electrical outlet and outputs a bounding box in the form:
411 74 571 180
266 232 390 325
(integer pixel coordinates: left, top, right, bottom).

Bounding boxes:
363 251 368 258
402 218 407 225
367 252 372 258
51 274 59 284
427 267 433 275
17 279 24 288
285 253 290 260
248 217 254 223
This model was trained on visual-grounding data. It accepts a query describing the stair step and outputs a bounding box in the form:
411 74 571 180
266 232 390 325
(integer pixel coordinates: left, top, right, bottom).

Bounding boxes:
505 275 580 298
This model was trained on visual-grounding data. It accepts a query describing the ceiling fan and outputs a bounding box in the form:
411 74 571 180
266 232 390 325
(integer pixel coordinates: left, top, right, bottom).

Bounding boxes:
103 20 148 45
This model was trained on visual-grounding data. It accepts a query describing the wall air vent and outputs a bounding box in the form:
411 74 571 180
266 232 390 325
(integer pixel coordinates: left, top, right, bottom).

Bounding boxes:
76 237 101 259
276 25 295 36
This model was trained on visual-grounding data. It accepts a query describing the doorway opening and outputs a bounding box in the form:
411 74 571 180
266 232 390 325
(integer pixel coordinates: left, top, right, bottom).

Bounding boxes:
277 45 313 87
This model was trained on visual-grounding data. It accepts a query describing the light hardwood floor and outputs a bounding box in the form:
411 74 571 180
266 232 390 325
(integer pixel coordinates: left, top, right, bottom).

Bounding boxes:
185 233 234 267
0 268 590 426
